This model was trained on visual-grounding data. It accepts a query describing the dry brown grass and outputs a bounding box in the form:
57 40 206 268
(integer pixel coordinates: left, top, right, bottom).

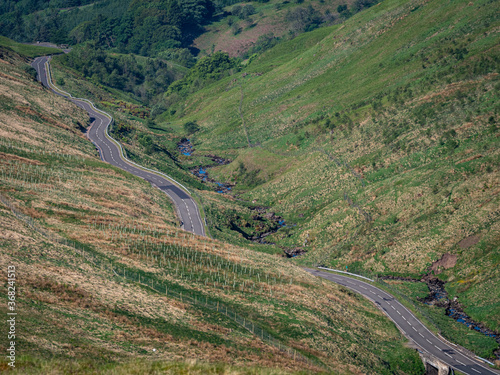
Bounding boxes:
0 47 423 373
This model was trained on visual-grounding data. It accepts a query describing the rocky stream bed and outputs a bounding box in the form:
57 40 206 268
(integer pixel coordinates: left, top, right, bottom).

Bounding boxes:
178 139 303 255
381 274 500 359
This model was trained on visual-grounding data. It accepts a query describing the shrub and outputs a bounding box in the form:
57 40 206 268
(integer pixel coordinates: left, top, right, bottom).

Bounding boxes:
184 121 200 134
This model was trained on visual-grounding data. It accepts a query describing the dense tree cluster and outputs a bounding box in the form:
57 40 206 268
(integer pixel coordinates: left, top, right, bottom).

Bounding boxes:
286 5 322 32
0 0 215 58
57 44 178 102
69 0 215 56
168 51 240 95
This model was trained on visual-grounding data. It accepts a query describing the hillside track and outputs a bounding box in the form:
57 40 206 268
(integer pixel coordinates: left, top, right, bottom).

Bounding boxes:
32 56 205 236
305 268 499 375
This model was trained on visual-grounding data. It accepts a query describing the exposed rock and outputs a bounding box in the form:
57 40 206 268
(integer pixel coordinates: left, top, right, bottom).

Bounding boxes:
429 253 457 274
205 154 231 165
458 235 480 249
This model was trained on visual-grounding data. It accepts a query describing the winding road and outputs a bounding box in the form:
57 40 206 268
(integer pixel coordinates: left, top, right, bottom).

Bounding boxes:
305 268 499 375
31 56 205 236
30 55 498 375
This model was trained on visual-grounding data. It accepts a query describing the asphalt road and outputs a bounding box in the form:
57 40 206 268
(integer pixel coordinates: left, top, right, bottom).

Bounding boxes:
305 268 499 375
31 55 498 374
31 56 205 236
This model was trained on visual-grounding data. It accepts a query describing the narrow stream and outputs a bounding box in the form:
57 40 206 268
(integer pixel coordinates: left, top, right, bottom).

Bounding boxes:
422 277 499 343
382 275 500 359
178 139 300 251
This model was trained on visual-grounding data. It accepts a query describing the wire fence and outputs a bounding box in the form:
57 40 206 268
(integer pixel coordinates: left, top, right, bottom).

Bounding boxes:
0 193 320 369
0 193 106 267
112 266 318 367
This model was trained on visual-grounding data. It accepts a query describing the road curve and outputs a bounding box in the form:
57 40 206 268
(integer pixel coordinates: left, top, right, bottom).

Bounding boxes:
305 268 499 375
31 56 205 236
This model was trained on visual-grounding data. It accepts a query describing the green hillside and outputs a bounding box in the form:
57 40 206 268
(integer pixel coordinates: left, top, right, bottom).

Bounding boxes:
1 0 499 369
0 44 425 373
0 36 61 57
151 0 500 343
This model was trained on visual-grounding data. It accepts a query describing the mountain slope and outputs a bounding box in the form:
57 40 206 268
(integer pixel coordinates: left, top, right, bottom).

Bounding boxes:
0 45 424 373
153 0 500 351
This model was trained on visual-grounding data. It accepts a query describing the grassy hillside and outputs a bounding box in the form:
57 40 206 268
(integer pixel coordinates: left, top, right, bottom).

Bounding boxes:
151 0 500 349
0 36 61 58
0 46 424 373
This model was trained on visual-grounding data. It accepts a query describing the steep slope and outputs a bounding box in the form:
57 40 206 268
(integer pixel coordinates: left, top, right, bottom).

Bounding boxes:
0 46 424 373
154 0 500 353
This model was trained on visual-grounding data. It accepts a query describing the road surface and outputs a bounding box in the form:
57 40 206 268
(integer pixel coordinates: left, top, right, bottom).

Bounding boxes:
305 268 499 375
31 56 205 236
30 55 498 374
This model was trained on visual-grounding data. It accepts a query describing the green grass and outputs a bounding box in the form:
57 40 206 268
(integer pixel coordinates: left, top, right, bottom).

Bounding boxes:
377 280 499 359
5 0 497 368
0 36 61 58
0 43 427 373
146 0 500 352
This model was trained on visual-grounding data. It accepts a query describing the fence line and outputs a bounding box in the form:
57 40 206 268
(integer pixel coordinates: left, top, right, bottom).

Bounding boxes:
0 193 321 369
113 265 317 367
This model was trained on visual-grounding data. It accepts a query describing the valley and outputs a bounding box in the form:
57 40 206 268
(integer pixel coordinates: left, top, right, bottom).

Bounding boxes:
0 0 499 373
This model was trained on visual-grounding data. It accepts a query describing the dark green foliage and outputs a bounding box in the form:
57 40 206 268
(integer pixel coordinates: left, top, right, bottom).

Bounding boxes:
22 65 38 81
286 5 322 32
231 22 242 35
232 4 255 20
0 0 215 59
57 44 175 102
353 0 381 12
337 4 348 13
237 162 264 187
243 33 281 58
113 121 133 138
183 121 200 134
182 51 240 81
138 134 156 154
168 51 240 96
157 48 196 68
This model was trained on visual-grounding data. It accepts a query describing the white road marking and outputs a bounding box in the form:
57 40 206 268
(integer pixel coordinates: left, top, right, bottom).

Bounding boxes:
471 368 481 373
434 345 441 351
457 360 465 365
426 339 432 344
36 56 206 236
